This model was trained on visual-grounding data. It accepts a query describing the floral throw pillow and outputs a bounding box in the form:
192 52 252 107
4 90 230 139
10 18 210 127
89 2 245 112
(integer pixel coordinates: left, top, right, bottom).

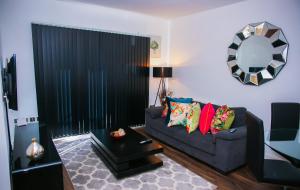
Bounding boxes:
167 102 191 127
186 102 201 134
165 97 193 124
211 105 235 134
161 104 168 118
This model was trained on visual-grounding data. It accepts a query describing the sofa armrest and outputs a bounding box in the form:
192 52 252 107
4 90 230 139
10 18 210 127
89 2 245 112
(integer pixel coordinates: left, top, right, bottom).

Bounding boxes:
214 125 247 172
214 125 247 141
145 106 164 119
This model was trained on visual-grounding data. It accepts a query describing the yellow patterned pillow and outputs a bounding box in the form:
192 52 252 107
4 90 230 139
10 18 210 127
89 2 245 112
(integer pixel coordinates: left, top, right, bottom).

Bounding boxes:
167 102 191 127
186 102 201 134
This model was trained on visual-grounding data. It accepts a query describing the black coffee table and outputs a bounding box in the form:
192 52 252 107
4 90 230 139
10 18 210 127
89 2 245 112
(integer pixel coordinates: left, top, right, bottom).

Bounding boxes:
91 127 163 178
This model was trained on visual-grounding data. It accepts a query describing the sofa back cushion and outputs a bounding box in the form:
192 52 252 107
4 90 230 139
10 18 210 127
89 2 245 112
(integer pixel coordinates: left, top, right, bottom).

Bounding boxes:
199 103 215 135
146 106 164 119
230 107 247 128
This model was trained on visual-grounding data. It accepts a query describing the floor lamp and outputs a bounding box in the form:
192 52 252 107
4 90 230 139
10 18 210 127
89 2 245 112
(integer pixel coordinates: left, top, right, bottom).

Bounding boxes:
152 67 172 106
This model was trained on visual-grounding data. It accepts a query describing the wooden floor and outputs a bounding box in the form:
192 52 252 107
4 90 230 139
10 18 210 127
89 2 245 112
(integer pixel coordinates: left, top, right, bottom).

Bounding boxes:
63 165 75 190
62 127 300 190
135 127 300 190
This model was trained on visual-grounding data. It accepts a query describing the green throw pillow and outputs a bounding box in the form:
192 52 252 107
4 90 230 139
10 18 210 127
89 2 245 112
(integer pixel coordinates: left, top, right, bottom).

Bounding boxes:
186 102 201 134
211 105 235 134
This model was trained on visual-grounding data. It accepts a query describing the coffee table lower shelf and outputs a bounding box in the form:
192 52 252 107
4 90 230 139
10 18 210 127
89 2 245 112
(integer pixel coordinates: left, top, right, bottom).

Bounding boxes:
91 140 163 178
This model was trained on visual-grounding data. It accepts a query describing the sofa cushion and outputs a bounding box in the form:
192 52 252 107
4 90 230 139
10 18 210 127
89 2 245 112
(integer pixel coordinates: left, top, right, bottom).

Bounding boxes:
186 102 201 134
149 118 182 139
230 107 247 128
173 127 216 155
146 106 164 119
149 118 216 155
199 103 215 135
211 105 235 134
167 102 191 127
215 125 247 140
166 97 193 123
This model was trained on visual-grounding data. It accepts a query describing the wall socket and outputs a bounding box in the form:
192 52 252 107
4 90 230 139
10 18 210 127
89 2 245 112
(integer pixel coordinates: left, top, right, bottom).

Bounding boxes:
15 117 39 126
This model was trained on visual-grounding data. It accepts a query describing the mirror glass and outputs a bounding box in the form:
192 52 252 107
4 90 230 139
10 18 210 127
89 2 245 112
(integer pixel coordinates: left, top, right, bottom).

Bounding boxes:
227 22 288 86
237 36 272 72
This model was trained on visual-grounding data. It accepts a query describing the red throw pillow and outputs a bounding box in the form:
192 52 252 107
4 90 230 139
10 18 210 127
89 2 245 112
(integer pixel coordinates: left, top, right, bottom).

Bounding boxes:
199 103 215 135
161 104 168 118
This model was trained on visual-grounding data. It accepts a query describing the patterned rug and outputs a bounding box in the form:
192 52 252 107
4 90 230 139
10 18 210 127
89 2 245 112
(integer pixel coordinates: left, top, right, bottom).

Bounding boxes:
53 134 217 190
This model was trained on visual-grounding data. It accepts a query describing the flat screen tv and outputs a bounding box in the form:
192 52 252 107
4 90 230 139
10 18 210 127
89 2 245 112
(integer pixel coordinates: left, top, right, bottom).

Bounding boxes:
5 54 18 110
0 54 14 171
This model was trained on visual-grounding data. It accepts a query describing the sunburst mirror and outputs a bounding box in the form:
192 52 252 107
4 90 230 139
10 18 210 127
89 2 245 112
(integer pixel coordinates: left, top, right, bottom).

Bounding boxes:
227 22 288 86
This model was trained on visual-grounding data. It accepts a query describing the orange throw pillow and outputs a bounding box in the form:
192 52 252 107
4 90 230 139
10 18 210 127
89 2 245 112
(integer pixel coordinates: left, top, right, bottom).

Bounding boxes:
199 103 215 135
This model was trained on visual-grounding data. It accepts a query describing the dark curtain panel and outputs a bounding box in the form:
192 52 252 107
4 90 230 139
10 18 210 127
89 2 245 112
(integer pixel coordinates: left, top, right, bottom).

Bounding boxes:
32 24 150 137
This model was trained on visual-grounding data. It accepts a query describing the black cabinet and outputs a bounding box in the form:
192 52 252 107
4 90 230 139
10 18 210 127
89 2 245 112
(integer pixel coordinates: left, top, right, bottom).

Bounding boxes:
12 124 63 190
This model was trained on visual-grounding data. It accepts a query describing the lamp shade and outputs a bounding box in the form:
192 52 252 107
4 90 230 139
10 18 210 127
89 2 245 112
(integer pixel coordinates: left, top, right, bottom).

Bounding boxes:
153 67 172 78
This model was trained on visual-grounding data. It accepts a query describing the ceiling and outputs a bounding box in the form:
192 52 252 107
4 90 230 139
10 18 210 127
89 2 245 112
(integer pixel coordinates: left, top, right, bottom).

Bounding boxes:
60 0 245 19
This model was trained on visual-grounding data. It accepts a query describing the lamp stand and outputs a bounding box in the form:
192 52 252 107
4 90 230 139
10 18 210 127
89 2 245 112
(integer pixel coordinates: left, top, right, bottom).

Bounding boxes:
153 77 166 106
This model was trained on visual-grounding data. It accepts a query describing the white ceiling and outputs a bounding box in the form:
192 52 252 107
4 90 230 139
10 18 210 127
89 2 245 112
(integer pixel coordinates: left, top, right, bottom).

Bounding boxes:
60 0 245 19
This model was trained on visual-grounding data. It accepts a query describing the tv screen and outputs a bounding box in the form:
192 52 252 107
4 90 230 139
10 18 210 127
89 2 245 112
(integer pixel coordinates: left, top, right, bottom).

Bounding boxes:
0 58 7 95
0 55 13 164
6 54 18 110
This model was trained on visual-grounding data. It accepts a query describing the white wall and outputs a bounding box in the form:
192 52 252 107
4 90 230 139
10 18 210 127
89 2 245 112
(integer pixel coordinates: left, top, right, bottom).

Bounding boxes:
0 30 12 190
0 0 169 128
169 0 300 129
2 0 298 136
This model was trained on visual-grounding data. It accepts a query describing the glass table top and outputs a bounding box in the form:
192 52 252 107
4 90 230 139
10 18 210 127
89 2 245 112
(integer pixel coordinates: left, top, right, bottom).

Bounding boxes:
265 128 300 162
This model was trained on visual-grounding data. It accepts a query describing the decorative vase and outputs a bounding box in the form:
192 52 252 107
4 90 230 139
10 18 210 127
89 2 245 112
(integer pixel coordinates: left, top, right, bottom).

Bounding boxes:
26 138 44 161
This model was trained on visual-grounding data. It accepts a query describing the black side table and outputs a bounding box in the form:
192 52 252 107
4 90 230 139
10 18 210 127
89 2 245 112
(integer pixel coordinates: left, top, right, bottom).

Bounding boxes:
12 124 63 190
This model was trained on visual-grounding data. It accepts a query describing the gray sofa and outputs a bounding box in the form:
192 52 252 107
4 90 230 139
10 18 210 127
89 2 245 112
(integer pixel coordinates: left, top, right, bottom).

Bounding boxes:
145 103 247 173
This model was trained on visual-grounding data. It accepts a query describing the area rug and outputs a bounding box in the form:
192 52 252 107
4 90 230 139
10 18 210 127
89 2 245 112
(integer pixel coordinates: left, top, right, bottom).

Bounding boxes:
53 135 217 190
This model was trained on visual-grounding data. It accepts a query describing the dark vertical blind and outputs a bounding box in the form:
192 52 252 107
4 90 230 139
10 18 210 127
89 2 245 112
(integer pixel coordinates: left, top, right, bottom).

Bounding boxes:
32 24 150 137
